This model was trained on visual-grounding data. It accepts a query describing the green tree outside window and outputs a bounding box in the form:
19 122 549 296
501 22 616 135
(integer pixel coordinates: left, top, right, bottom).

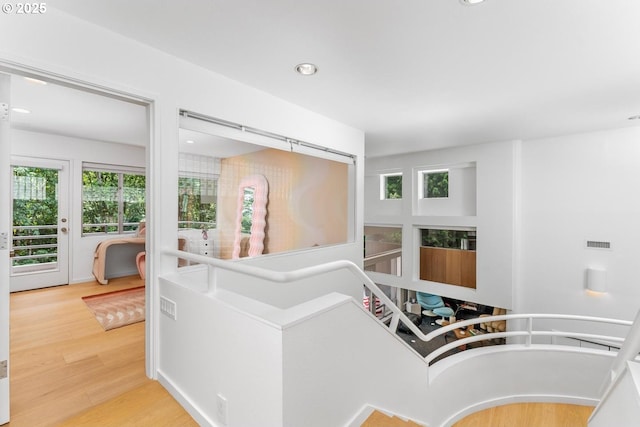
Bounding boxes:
424 171 448 198
385 174 402 199
82 168 145 234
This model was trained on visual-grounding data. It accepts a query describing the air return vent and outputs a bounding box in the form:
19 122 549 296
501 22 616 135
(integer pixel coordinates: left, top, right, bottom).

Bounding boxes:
586 240 611 250
160 296 177 320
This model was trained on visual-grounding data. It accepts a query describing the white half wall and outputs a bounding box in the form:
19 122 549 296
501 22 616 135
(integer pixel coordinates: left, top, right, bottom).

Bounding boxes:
160 267 613 427
158 277 285 427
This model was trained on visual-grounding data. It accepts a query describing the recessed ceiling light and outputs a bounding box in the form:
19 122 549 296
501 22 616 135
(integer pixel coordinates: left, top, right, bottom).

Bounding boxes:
186 140 195 144
460 0 486 5
24 77 47 85
628 115 640 121
294 63 318 76
11 107 31 114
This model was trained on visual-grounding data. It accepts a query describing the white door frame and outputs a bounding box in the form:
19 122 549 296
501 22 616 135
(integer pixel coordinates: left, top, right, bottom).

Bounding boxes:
0 72 12 425
10 157 70 292
0 62 155 426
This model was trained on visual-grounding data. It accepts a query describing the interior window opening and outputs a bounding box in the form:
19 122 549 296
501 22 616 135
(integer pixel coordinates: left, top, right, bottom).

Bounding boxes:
364 225 402 277
177 113 356 263
419 227 476 289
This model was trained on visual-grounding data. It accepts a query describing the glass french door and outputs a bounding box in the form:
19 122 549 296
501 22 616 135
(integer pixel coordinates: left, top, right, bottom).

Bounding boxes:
10 158 69 292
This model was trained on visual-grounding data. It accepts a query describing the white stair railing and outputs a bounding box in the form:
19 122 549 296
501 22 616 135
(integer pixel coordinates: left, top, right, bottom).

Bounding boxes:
163 249 635 375
601 309 640 390
422 314 631 366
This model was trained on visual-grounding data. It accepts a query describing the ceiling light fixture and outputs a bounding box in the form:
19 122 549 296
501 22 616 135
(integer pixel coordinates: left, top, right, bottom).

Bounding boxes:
294 63 318 76
460 0 486 5
186 140 195 144
11 107 31 114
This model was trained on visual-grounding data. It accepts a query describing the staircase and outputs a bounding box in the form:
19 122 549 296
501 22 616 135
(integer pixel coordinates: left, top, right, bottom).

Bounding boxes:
361 410 424 427
589 360 640 426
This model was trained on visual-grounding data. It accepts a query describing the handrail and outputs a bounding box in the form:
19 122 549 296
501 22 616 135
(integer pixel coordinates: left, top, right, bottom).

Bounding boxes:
363 248 402 267
164 248 426 339
163 248 635 371
597 309 640 396
423 314 631 366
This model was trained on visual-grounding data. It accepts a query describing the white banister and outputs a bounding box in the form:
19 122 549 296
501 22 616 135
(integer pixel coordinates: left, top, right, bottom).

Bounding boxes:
163 248 635 375
526 317 533 347
598 309 640 396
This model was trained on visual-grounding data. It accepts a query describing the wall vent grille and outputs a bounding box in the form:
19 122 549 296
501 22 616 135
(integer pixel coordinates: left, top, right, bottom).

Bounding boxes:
586 240 611 250
160 296 177 320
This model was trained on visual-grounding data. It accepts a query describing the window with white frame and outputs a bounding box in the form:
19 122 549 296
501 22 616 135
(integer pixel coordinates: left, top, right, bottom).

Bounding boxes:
178 153 219 230
82 163 145 235
380 172 402 200
419 169 449 199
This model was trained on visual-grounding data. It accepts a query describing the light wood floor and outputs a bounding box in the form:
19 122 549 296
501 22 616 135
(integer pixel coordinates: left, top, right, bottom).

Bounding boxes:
452 402 594 427
7 277 595 427
7 276 197 427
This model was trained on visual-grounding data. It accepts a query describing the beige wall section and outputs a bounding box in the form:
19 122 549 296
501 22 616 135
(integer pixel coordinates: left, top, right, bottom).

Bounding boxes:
217 148 348 259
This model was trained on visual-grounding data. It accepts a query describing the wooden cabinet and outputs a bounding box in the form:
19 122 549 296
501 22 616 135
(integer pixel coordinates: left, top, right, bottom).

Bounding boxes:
419 246 476 289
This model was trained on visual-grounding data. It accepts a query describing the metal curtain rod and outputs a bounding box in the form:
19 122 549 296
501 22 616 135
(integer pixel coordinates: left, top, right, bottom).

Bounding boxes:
180 109 356 163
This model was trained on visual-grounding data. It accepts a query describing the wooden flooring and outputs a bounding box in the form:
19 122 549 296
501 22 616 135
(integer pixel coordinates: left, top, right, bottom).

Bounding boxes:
452 402 594 427
6 276 595 427
7 276 197 427
362 410 422 426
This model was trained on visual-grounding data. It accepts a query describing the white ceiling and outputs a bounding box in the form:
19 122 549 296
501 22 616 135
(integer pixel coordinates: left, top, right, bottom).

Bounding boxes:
21 1 640 157
10 75 148 146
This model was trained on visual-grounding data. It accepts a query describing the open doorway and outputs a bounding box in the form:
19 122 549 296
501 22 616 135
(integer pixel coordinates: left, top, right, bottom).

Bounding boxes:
8 72 149 291
1 68 152 424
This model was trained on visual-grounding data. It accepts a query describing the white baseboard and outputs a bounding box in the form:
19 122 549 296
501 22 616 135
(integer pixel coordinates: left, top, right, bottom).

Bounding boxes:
70 276 95 284
157 370 218 427
344 404 376 427
344 404 427 427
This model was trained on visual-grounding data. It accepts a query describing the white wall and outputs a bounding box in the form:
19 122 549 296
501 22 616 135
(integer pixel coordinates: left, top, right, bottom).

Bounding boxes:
11 129 145 283
365 141 516 309
158 277 284 426
517 127 640 334
365 125 640 335
282 298 431 427
429 346 610 426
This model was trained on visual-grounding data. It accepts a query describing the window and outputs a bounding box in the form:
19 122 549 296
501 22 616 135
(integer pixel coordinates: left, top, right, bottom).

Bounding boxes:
179 115 354 260
419 228 476 288
421 228 475 249
178 175 218 229
178 153 219 230
380 172 402 200
364 225 402 277
82 163 145 235
420 169 448 198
